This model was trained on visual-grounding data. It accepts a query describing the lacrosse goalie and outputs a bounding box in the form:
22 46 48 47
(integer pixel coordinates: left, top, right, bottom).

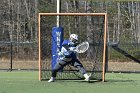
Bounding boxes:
48 34 90 82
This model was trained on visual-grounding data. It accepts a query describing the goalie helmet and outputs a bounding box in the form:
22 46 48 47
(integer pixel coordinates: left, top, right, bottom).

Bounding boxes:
69 34 78 43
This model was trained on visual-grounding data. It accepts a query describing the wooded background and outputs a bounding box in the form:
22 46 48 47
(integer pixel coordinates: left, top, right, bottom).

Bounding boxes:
0 0 140 71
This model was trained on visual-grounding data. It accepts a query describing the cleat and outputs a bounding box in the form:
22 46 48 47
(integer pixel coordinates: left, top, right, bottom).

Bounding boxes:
85 74 91 82
48 79 54 82
85 77 90 82
84 73 91 82
48 77 55 82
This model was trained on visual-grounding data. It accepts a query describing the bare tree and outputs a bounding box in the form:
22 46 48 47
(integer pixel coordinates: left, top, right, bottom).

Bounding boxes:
136 2 140 43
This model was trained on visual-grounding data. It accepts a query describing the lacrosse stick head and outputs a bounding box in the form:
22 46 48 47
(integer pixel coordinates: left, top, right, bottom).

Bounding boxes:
75 41 89 53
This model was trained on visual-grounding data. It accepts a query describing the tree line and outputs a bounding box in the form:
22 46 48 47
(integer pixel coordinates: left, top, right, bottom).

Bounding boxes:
0 0 140 60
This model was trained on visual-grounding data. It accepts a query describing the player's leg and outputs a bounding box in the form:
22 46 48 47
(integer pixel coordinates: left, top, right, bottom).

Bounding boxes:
48 60 68 82
73 59 90 81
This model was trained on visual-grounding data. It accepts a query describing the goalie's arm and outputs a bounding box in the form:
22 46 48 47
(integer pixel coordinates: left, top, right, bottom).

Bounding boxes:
59 44 73 59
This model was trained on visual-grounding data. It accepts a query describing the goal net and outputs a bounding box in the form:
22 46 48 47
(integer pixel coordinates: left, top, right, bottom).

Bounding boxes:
38 13 107 81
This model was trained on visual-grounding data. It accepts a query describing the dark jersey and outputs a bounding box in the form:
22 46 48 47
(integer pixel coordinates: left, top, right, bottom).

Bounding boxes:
59 40 77 61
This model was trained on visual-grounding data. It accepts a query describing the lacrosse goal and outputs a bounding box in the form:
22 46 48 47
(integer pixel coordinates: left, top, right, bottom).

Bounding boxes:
38 13 107 81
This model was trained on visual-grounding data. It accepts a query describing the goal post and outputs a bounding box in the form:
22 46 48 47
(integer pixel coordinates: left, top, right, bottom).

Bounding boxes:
38 13 107 81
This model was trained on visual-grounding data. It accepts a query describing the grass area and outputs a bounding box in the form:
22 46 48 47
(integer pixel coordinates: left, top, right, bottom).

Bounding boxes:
0 71 139 93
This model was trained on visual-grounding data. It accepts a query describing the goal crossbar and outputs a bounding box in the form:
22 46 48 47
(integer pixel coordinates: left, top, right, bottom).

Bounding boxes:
39 13 107 16
38 13 107 82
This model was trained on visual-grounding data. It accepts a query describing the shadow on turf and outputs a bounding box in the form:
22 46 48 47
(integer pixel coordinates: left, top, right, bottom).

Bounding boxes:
57 80 101 83
105 79 134 83
55 79 135 83
43 79 134 83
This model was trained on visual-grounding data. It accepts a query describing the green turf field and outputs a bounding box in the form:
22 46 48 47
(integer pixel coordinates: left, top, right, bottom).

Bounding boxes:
0 71 139 93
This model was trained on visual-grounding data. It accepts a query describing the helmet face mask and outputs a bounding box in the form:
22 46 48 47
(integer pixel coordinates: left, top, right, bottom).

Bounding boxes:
69 34 78 43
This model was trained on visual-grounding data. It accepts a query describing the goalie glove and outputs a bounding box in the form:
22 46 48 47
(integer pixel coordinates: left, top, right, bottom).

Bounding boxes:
58 52 65 61
58 51 72 61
